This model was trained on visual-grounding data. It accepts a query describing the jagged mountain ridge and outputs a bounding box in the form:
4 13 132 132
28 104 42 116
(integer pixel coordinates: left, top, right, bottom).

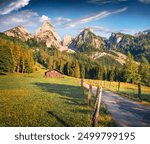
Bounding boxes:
3 22 150 62
4 21 68 51
35 21 65 51
63 35 72 47
107 32 134 49
4 25 33 41
69 27 105 51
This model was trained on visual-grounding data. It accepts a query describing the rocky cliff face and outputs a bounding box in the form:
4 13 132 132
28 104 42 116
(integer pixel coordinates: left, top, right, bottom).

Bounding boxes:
63 35 72 47
69 27 105 51
4 26 33 41
35 21 66 50
108 33 134 49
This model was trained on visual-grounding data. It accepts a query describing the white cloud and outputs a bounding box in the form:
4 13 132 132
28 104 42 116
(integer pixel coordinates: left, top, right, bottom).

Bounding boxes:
91 26 113 33
0 10 70 34
90 26 138 34
0 10 38 24
66 7 128 28
87 0 128 5
54 17 71 23
40 15 51 22
82 26 139 38
139 0 150 4
0 10 45 33
0 0 30 15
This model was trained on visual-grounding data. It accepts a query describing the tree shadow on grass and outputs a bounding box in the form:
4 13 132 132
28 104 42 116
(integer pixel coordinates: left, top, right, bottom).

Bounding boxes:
34 82 87 107
34 82 90 126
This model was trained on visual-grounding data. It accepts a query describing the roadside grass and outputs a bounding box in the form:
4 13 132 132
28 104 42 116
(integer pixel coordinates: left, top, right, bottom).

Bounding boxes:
99 104 116 127
0 64 115 127
85 79 150 104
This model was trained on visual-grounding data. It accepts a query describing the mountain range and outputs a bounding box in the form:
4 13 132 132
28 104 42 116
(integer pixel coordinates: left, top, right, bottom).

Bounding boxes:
2 21 150 63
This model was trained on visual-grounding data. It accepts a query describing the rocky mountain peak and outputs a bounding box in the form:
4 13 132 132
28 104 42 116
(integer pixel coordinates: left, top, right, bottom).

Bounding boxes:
34 21 68 51
109 33 123 44
35 21 61 44
82 27 94 33
40 21 54 32
63 35 72 46
4 25 33 41
35 21 61 43
35 21 64 50
136 30 150 36
69 27 104 50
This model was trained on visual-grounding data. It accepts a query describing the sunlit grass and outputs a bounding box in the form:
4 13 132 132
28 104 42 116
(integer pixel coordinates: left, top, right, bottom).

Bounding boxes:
85 79 150 104
0 63 115 127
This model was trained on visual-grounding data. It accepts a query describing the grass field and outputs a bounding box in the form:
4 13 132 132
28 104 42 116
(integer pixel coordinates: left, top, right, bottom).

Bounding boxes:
85 79 150 103
0 64 115 127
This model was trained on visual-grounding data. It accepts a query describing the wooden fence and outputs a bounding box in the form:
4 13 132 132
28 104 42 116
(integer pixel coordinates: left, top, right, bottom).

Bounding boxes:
80 79 103 127
91 86 102 127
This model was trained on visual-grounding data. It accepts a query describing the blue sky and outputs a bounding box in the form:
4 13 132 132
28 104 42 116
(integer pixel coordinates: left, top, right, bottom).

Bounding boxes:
0 0 150 38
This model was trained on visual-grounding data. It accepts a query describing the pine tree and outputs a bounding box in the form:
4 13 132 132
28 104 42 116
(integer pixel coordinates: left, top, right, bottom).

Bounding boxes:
0 45 13 73
124 52 140 84
139 57 150 86
74 62 80 78
80 64 85 78
97 65 103 80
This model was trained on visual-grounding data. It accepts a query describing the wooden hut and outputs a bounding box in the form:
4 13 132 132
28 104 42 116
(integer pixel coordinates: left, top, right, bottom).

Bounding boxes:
44 70 64 78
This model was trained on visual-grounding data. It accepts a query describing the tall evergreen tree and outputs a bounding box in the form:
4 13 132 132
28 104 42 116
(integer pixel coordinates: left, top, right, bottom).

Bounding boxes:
139 57 150 86
0 45 13 73
80 64 85 78
74 62 80 78
124 52 140 83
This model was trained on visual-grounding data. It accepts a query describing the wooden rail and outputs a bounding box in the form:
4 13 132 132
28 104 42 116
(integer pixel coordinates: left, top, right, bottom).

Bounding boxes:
91 86 102 127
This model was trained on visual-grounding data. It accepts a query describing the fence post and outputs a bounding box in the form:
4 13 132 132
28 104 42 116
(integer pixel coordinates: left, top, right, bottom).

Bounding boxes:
81 78 84 96
95 86 100 103
91 87 102 127
138 83 141 99
118 81 120 92
88 85 92 107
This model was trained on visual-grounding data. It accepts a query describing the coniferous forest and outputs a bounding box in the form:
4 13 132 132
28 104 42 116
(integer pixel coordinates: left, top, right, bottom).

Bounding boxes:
0 33 150 86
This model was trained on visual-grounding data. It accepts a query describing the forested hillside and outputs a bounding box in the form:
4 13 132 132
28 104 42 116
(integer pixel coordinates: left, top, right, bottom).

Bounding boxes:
0 34 34 73
109 32 150 62
0 32 150 86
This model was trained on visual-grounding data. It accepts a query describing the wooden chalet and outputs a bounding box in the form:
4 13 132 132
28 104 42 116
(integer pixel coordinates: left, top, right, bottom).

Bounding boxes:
44 70 64 78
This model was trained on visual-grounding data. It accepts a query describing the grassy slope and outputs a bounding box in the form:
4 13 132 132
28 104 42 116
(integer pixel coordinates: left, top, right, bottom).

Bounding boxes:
0 64 114 127
85 79 150 104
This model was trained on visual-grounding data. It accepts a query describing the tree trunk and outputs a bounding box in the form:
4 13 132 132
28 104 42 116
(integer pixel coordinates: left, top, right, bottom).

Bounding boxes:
22 61 24 73
16 64 19 73
109 81 112 88
118 81 120 92
81 79 84 96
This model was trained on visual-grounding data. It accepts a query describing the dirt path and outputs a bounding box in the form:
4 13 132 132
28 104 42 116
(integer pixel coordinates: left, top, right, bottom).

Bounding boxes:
83 82 150 127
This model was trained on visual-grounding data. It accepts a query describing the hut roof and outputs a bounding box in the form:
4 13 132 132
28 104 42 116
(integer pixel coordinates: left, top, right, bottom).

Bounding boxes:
45 69 63 74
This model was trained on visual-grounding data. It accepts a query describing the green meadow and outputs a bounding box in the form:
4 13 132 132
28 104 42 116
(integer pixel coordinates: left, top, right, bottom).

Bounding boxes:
86 79 150 104
0 64 114 127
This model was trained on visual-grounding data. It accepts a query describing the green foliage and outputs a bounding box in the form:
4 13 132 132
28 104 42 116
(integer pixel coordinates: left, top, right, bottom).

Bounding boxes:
0 45 13 73
0 69 115 127
74 62 80 78
139 57 150 86
77 42 99 53
113 33 150 63
0 35 34 73
1 33 149 86
124 52 140 84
